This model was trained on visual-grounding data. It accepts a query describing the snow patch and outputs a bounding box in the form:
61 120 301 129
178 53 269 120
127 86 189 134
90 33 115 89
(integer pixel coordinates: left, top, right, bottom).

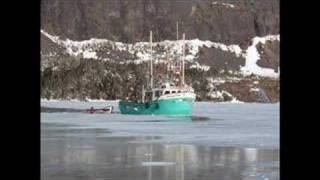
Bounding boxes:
83 51 97 59
250 88 260 92
210 77 226 85
190 62 210 71
212 97 244 104
229 98 244 103
41 98 112 103
85 98 109 102
207 90 232 99
240 35 280 78
212 2 236 8
207 90 243 103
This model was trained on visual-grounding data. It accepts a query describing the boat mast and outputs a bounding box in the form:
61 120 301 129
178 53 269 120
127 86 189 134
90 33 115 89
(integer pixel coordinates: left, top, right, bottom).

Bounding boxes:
176 21 179 40
178 23 181 86
182 33 185 86
150 31 153 90
176 21 181 86
166 51 170 82
142 84 145 103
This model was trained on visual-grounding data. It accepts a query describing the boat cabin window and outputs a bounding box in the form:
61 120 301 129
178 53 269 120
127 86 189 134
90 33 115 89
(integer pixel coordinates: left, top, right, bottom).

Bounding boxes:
164 91 170 95
171 91 176 94
155 90 162 98
178 90 181 93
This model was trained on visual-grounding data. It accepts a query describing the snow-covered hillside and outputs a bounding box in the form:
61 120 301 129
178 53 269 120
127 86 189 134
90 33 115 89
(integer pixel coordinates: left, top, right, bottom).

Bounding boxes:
40 0 279 103
41 29 243 61
41 30 279 78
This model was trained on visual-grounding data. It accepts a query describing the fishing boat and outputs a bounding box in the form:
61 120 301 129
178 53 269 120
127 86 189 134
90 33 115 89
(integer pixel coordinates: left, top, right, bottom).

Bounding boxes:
119 29 196 116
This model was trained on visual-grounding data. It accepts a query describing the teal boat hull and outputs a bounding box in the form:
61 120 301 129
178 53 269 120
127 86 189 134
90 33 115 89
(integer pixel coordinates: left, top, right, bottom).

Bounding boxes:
119 98 195 116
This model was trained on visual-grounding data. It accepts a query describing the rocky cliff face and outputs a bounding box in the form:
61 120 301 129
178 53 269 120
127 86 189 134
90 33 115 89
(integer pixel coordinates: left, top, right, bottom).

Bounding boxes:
41 0 279 44
41 0 280 103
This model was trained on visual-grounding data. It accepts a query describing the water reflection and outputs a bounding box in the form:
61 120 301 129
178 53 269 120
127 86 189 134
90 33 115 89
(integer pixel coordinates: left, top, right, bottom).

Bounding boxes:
139 116 213 123
168 116 212 122
41 127 279 180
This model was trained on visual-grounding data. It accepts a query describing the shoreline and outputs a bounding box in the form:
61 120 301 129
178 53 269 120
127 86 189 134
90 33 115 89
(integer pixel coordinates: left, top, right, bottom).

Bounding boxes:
41 98 279 104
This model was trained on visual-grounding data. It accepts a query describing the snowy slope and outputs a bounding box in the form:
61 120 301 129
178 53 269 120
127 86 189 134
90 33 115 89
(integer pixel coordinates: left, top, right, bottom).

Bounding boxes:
41 29 243 62
240 35 280 78
41 30 279 78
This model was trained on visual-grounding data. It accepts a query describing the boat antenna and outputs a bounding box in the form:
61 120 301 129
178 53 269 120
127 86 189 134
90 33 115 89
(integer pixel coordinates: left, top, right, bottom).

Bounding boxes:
176 21 179 40
150 30 153 89
182 33 185 86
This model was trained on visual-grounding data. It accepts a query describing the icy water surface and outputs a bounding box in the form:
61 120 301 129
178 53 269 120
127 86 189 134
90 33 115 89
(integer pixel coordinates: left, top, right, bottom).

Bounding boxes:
41 101 279 180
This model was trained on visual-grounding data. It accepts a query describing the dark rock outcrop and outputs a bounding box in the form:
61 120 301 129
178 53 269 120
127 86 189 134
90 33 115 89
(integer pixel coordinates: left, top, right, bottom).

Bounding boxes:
256 40 279 72
198 47 245 72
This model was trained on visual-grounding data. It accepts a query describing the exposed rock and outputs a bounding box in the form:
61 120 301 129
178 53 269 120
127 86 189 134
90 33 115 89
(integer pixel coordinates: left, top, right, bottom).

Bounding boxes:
198 47 245 73
256 40 279 72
